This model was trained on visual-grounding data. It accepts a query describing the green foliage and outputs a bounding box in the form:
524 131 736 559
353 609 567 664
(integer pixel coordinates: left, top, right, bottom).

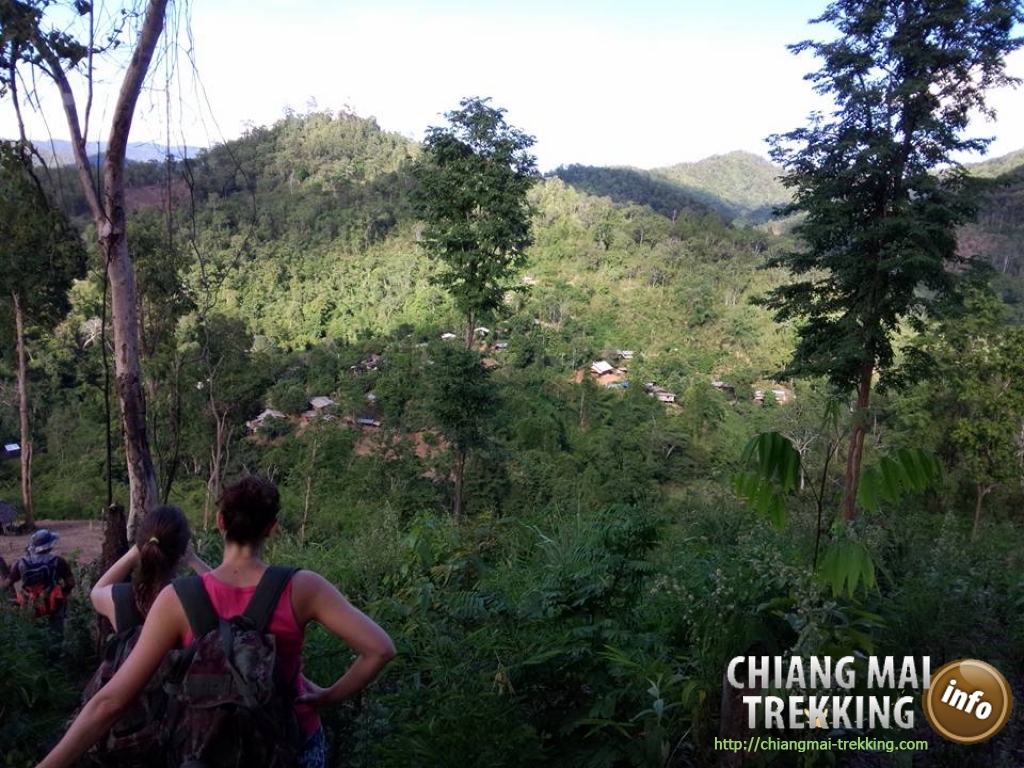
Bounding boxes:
856 448 943 514
551 163 720 222
650 151 792 225
266 380 309 415
816 539 877 599
763 0 1022 519
897 283 1024 531
423 343 497 456
8 91 1024 768
412 97 539 337
0 141 86 332
733 431 801 528
0 608 86 765
765 0 1022 392
363 507 683 767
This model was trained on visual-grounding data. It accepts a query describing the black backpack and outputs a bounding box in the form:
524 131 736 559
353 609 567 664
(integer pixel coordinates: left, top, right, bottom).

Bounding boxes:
164 566 305 768
15 554 64 617
79 583 178 766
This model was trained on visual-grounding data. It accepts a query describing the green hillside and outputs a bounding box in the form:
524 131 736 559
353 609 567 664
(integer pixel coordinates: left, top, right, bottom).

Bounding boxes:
3 109 1024 767
132 110 794 378
964 147 1024 178
651 150 791 225
548 163 721 220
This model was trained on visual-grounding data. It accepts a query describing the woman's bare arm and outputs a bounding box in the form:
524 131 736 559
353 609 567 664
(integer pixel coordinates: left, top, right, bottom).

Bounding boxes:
37 585 187 768
90 545 140 629
183 542 212 575
292 570 396 707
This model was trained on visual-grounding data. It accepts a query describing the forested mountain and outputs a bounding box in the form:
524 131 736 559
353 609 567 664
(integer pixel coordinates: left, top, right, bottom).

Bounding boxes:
550 151 791 227
548 164 722 221
964 147 1024 178
651 151 791 225
95 110 792 376
959 157 1024 315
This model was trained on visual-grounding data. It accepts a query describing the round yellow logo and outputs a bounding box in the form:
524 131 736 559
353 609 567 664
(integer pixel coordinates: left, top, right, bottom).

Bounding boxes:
923 659 1013 744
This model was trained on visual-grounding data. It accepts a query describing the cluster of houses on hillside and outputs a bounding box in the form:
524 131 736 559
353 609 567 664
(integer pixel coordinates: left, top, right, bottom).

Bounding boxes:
754 388 789 404
587 353 791 408
643 383 677 404
246 331 522 438
589 353 679 404
246 395 341 432
247 392 386 433
243 331 794 442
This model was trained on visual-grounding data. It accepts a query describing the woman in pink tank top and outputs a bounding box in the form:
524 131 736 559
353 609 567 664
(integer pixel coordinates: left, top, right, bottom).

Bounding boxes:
39 476 396 768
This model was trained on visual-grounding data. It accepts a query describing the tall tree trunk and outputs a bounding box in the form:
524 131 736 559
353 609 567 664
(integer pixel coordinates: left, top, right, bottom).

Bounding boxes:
839 362 874 521
40 0 170 534
13 292 34 528
97 502 128 649
106 232 159 534
464 311 475 349
204 409 229 531
452 447 466 524
972 483 992 540
301 436 319 546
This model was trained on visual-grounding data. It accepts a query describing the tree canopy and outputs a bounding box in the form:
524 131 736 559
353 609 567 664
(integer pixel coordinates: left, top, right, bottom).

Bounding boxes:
764 0 1023 519
412 96 539 345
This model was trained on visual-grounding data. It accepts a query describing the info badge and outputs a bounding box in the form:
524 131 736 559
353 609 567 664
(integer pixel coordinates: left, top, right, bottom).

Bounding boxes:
923 659 1014 744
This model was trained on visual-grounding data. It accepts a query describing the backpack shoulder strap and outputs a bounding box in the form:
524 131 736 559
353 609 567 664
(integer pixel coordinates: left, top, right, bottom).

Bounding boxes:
173 575 220 637
112 582 142 630
243 566 298 632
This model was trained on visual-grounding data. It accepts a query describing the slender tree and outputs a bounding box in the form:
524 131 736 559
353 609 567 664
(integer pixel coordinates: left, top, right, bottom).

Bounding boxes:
412 97 539 347
425 343 497 523
2 0 175 529
0 141 85 527
765 0 1023 519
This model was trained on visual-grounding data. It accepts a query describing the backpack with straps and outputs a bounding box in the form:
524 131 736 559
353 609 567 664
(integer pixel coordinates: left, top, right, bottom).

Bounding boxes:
79 583 180 767
15 554 64 617
164 566 305 768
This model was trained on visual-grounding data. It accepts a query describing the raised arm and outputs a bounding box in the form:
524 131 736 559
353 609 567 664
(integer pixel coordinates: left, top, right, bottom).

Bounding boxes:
36 584 188 768
90 545 140 628
183 542 212 575
292 570 396 707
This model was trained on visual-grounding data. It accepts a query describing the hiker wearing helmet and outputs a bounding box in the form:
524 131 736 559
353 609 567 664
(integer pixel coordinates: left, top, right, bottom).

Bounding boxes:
37 476 396 768
1 529 75 635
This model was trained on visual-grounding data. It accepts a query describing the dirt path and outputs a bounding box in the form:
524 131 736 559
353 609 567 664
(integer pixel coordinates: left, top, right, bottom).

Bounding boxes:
0 520 104 567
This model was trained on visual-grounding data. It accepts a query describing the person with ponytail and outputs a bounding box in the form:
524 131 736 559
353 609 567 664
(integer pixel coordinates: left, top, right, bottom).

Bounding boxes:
90 505 210 630
39 478 394 768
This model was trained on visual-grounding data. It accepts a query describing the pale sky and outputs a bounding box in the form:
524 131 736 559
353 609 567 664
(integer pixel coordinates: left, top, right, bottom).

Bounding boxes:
4 0 1023 171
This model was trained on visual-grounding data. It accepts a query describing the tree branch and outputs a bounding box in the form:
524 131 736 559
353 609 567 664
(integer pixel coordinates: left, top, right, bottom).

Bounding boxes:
29 36 104 223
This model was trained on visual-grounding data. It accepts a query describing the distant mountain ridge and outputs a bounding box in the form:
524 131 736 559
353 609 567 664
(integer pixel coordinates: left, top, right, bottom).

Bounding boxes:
26 132 1024 232
25 138 204 167
964 148 1024 178
650 151 791 225
549 164 722 222
550 151 790 227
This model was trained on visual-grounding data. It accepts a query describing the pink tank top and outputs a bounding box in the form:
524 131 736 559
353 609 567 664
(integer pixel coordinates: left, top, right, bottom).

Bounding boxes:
182 571 320 735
